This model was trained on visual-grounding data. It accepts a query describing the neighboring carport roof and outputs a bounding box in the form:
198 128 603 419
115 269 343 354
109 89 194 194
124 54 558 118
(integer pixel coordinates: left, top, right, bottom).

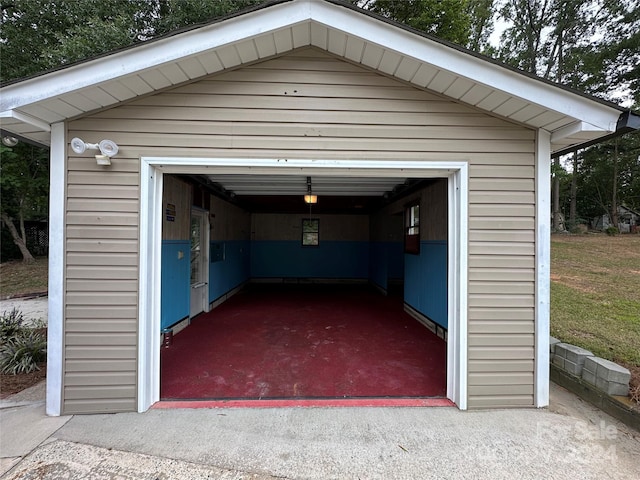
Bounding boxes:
0 0 632 153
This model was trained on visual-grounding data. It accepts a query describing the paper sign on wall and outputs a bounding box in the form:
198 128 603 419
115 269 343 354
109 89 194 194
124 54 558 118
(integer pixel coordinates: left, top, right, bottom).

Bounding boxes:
166 203 176 222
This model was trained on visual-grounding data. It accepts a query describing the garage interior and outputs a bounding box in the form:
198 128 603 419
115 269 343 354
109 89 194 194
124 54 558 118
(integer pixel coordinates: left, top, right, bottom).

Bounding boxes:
159 172 449 400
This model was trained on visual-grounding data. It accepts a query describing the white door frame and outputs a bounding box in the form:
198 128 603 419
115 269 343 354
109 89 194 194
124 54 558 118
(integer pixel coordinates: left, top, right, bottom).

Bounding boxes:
138 157 468 412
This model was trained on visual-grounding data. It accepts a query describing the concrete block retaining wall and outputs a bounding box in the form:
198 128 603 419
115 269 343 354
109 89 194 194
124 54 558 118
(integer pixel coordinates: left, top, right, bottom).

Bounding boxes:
550 338 631 398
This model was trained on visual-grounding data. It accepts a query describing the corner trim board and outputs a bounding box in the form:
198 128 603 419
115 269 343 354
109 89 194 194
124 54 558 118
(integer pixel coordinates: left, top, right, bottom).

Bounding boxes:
46 122 65 416
535 129 551 407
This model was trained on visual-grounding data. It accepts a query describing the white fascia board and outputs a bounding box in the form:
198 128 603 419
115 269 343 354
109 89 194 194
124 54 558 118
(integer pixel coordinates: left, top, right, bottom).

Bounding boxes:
0 1 311 112
309 1 621 132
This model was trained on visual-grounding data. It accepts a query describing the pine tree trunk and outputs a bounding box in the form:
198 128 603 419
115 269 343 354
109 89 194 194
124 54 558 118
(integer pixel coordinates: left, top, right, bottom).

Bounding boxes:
611 139 619 229
569 151 577 227
1 211 35 263
552 157 563 231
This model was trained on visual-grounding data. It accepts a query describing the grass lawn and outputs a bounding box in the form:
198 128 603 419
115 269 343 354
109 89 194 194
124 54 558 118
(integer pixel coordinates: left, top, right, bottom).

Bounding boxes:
551 234 640 396
0 256 48 299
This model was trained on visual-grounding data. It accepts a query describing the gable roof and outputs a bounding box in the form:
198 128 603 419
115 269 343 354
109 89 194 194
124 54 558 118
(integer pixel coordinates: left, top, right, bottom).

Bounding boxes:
0 0 631 153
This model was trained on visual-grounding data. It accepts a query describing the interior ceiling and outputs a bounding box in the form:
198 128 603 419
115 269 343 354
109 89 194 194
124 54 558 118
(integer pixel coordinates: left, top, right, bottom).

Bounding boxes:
196 174 429 214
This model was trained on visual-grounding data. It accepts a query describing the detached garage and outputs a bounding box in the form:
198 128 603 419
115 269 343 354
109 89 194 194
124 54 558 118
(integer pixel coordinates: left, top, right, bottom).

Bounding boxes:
0 0 629 415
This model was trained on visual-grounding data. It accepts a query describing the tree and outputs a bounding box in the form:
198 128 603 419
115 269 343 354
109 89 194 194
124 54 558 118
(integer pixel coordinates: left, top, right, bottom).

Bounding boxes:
0 144 49 262
577 132 640 228
467 0 497 52
153 0 263 36
0 0 155 84
574 0 640 106
568 151 578 227
363 0 474 45
497 0 640 230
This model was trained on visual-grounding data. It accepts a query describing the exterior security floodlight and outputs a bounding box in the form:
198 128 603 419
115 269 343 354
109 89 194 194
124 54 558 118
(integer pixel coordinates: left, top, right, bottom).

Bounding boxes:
70 137 95 154
71 137 119 165
98 139 119 157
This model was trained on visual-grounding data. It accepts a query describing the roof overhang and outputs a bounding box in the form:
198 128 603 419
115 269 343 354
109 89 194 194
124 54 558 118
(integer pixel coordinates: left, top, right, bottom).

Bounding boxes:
0 0 628 152
552 110 640 157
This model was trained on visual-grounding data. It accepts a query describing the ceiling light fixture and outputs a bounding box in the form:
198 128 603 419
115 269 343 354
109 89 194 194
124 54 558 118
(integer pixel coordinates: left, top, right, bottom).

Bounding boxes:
70 137 119 165
304 176 318 204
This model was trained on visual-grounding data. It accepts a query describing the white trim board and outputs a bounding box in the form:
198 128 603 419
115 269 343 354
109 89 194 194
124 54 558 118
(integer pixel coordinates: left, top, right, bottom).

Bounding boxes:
46 122 66 416
138 157 469 411
534 130 551 407
137 161 163 413
448 164 468 410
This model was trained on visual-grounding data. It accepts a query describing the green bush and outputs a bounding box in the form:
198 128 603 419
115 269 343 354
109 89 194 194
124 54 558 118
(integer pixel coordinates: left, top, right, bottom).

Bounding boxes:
0 330 47 374
0 308 26 342
605 226 619 236
0 309 47 374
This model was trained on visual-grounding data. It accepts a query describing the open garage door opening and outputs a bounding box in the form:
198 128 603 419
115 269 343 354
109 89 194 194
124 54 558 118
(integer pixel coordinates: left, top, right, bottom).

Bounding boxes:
138 159 468 411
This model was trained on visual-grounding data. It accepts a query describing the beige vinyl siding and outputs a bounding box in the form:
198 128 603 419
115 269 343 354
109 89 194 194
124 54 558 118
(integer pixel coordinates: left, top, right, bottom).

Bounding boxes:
468 136 536 408
65 47 536 412
63 138 140 414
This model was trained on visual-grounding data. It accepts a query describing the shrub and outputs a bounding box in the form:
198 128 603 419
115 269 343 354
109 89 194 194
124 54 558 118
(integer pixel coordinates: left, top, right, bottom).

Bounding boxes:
604 226 619 236
0 330 47 374
0 308 26 342
0 309 47 374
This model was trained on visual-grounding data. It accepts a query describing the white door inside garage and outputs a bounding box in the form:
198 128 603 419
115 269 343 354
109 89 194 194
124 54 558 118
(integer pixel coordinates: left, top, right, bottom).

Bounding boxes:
190 208 209 318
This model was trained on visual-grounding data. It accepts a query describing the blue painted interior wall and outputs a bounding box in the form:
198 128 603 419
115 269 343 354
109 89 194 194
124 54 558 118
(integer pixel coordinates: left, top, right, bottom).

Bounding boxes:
404 240 448 328
209 240 251 301
369 241 404 291
160 240 190 329
162 233 447 329
251 241 369 278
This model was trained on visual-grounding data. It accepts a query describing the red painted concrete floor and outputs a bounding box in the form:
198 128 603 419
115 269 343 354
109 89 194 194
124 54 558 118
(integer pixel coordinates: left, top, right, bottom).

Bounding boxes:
160 284 446 401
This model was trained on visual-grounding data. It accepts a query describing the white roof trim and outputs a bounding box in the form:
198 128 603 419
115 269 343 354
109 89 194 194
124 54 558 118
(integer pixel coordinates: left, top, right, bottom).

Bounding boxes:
0 0 623 152
0 1 305 112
